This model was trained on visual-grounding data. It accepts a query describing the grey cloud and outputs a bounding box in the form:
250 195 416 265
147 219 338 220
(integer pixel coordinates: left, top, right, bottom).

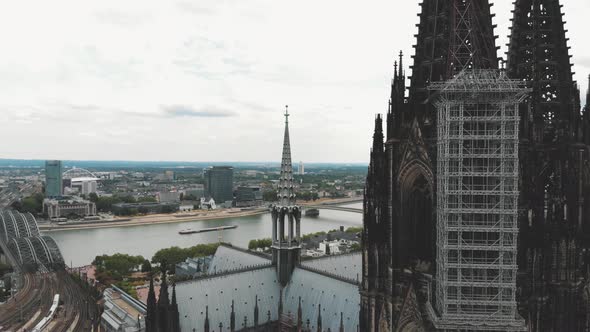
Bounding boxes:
160 105 236 118
94 9 149 27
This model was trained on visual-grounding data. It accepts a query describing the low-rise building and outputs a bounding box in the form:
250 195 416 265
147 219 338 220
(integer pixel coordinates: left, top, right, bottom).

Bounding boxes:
235 186 263 207
319 240 341 255
175 256 212 278
158 191 181 203
183 185 205 200
112 202 179 215
43 198 97 219
179 201 198 212
101 286 146 332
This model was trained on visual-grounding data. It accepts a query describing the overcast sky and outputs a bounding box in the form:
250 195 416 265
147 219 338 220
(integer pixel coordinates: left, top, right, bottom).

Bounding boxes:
0 1 588 163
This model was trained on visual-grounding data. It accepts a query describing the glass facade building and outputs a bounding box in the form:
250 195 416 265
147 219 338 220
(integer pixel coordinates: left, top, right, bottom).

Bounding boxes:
45 160 63 198
204 166 234 204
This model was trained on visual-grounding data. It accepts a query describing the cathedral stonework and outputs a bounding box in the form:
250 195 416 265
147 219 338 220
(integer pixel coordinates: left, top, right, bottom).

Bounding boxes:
361 1 590 331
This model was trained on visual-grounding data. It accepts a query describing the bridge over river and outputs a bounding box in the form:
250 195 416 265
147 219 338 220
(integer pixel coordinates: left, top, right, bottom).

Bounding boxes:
303 199 363 214
0 209 64 270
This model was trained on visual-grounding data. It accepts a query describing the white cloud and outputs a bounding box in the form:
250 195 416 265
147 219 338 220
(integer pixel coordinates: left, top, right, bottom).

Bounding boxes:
0 0 587 162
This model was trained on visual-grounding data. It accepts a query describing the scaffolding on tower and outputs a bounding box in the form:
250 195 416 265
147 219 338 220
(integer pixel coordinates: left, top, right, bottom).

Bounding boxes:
427 70 529 331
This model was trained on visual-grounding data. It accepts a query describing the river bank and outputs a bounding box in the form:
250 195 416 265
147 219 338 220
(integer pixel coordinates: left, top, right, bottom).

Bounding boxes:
39 208 268 232
39 197 363 233
48 203 363 267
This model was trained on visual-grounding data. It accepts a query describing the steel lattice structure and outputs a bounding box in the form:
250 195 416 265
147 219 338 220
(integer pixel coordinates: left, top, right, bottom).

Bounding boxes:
0 209 64 268
429 70 528 330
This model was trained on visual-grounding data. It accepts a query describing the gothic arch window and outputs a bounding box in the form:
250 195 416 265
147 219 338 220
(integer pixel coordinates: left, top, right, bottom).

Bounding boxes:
398 162 435 272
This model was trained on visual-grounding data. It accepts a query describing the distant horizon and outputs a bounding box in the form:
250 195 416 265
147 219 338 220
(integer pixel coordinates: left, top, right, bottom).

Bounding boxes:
0 158 368 168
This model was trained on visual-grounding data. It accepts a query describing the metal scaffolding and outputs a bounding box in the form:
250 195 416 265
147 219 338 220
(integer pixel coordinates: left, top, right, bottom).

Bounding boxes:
429 70 529 330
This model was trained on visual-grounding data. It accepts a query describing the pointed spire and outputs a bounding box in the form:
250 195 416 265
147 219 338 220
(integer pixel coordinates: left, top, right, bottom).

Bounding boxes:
372 115 384 152
204 306 210 332
157 270 170 332
230 300 236 332
398 50 404 80
339 312 344 332
278 105 296 207
253 295 259 327
297 296 302 331
170 283 180 332
316 304 322 332
146 276 157 332
278 289 284 318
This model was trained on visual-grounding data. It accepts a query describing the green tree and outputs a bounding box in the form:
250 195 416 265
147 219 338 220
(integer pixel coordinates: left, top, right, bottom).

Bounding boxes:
92 253 145 283
263 190 278 202
88 192 99 203
152 243 219 272
141 259 152 272
349 243 361 251
14 193 45 214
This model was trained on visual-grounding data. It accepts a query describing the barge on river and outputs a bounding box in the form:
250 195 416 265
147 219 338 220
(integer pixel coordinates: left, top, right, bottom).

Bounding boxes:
179 225 238 235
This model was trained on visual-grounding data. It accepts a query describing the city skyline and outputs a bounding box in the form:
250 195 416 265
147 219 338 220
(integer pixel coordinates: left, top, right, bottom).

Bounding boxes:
0 0 588 163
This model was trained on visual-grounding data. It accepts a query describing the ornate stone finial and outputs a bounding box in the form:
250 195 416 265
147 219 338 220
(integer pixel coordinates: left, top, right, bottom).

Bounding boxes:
285 105 289 122
204 306 210 332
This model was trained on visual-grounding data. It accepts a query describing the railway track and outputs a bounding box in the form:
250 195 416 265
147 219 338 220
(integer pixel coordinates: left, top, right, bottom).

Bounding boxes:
0 270 99 332
0 273 54 331
52 270 99 332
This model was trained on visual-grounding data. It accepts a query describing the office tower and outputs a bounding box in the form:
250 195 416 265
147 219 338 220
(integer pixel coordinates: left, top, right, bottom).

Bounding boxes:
204 166 234 204
45 160 63 198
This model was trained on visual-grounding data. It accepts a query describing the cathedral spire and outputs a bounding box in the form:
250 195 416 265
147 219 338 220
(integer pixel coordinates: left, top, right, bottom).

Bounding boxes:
278 289 284 318
372 115 384 152
316 304 322 332
157 271 170 332
398 50 403 80
204 306 210 332
271 106 302 286
230 300 235 332
254 295 259 327
146 276 157 332
278 105 295 207
508 0 578 139
297 297 302 331
169 283 180 332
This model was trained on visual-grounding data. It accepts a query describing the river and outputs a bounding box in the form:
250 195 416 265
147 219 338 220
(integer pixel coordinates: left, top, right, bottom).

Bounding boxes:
46 203 363 266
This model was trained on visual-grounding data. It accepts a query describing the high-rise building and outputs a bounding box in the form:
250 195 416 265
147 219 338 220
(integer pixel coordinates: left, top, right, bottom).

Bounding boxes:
203 166 234 204
45 160 63 198
298 161 304 175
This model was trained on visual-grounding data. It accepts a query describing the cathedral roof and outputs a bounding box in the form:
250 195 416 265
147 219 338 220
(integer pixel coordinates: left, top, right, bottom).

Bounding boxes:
300 252 361 283
175 246 360 331
176 266 280 331
283 267 360 331
207 244 271 274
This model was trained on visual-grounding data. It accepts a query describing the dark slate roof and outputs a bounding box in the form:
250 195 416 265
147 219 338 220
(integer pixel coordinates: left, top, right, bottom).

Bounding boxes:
175 247 360 331
300 252 362 282
176 267 281 331
283 267 360 331
208 245 271 274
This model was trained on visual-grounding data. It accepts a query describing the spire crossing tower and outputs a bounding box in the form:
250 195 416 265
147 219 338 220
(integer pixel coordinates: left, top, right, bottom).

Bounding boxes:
271 106 302 286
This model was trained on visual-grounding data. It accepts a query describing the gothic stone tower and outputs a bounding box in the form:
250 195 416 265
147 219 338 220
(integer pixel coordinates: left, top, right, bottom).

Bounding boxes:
361 1 504 331
271 106 302 286
507 0 590 330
